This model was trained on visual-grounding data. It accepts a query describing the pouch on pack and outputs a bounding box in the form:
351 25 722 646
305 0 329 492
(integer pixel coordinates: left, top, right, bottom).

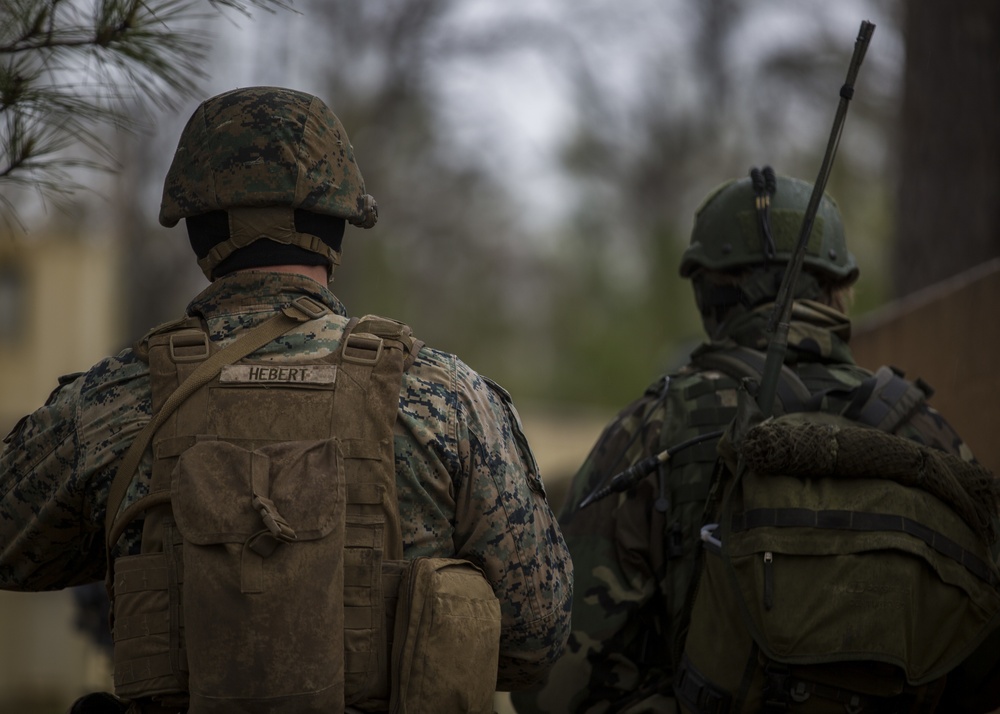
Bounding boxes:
390 557 501 714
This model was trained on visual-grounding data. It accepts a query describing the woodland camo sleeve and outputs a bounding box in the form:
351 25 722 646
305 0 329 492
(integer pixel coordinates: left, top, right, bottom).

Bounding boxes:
512 395 675 713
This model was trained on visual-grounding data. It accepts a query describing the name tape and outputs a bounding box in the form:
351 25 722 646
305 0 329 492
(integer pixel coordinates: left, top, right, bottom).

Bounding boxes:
220 364 338 385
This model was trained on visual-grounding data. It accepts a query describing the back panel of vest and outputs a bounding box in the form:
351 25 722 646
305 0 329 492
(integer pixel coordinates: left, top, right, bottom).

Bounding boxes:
109 314 413 713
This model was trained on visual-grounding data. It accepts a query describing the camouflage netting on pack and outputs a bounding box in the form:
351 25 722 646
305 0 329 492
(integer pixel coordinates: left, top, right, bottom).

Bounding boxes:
740 419 1000 543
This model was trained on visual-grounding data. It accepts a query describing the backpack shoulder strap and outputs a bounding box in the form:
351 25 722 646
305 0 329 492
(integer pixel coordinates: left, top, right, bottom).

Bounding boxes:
132 315 204 363
354 314 423 370
691 346 814 414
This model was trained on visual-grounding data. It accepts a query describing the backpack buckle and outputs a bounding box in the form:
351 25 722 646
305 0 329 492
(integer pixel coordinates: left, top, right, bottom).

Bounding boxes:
343 333 383 365
252 494 297 543
169 330 210 363
284 295 329 321
762 662 791 712
789 681 810 703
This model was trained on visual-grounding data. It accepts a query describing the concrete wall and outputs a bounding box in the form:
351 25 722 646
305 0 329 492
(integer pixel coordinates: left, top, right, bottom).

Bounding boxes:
0 237 123 430
850 258 1000 476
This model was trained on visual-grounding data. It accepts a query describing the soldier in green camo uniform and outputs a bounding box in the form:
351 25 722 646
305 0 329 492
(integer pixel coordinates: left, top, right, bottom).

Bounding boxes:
511 168 999 714
0 87 573 713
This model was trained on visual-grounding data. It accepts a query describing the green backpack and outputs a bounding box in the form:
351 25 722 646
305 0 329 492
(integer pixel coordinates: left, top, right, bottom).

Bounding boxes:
676 382 1000 714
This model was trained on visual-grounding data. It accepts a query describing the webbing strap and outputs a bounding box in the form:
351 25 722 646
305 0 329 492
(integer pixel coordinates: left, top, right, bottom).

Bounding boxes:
693 347 813 414
786 677 872 712
732 507 997 585
115 652 175 687
762 658 905 714
675 652 732 714
337 315 408 561
762 661 792 713
104 299 325 549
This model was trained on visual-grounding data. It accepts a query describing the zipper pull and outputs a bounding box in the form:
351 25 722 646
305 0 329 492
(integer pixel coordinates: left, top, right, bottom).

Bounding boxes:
763 551 774 611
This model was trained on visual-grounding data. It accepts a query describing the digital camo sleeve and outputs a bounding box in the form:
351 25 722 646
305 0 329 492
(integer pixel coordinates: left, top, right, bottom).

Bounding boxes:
451 364 574 691
0 353 150 591
1 373 107 589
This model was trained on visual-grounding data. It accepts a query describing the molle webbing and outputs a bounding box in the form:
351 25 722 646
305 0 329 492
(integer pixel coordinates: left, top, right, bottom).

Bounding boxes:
675 652 731 714
108 304 418 711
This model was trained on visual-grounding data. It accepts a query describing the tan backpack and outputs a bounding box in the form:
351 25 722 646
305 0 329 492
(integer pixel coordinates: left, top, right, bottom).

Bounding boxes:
104 298 500 713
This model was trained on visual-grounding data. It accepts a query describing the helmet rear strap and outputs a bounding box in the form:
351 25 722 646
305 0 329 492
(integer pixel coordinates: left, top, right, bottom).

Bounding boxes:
187 207 345 280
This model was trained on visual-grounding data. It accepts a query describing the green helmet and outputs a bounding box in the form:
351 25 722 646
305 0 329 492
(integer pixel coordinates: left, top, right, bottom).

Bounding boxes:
159 87 377 277
679 173 859 285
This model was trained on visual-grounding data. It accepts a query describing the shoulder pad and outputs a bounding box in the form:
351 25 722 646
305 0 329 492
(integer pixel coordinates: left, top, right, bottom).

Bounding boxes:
355 314 423 370
133 315 203 362
842 365 930 432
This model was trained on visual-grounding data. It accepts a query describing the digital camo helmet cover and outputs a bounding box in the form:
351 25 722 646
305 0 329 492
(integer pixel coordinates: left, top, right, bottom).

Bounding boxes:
159 86 378 276
680 173 859 285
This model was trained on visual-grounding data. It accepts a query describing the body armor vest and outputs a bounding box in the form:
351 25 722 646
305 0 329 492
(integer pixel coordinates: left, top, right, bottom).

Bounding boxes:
104 298 501 713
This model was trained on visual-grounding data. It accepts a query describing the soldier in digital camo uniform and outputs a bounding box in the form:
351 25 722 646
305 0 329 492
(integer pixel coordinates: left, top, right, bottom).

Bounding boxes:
512 169 1000 714
0 87 572 713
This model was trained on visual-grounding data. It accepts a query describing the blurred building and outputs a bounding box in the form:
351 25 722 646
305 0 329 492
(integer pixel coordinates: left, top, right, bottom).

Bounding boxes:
0 234 121 713
851 258 1000 477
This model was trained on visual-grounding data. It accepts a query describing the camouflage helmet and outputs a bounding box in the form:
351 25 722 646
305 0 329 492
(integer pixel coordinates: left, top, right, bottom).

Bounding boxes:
679 172 859 285
159 87 377 277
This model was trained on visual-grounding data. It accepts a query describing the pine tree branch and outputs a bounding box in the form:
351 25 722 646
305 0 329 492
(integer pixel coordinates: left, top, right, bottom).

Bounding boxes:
0 0 292 228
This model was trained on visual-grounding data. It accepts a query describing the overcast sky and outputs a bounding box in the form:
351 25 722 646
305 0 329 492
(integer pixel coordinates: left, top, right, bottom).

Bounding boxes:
133 0 900 234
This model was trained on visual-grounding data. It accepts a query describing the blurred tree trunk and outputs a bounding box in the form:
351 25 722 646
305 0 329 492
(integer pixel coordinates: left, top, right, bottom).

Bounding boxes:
892 0 1000 297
